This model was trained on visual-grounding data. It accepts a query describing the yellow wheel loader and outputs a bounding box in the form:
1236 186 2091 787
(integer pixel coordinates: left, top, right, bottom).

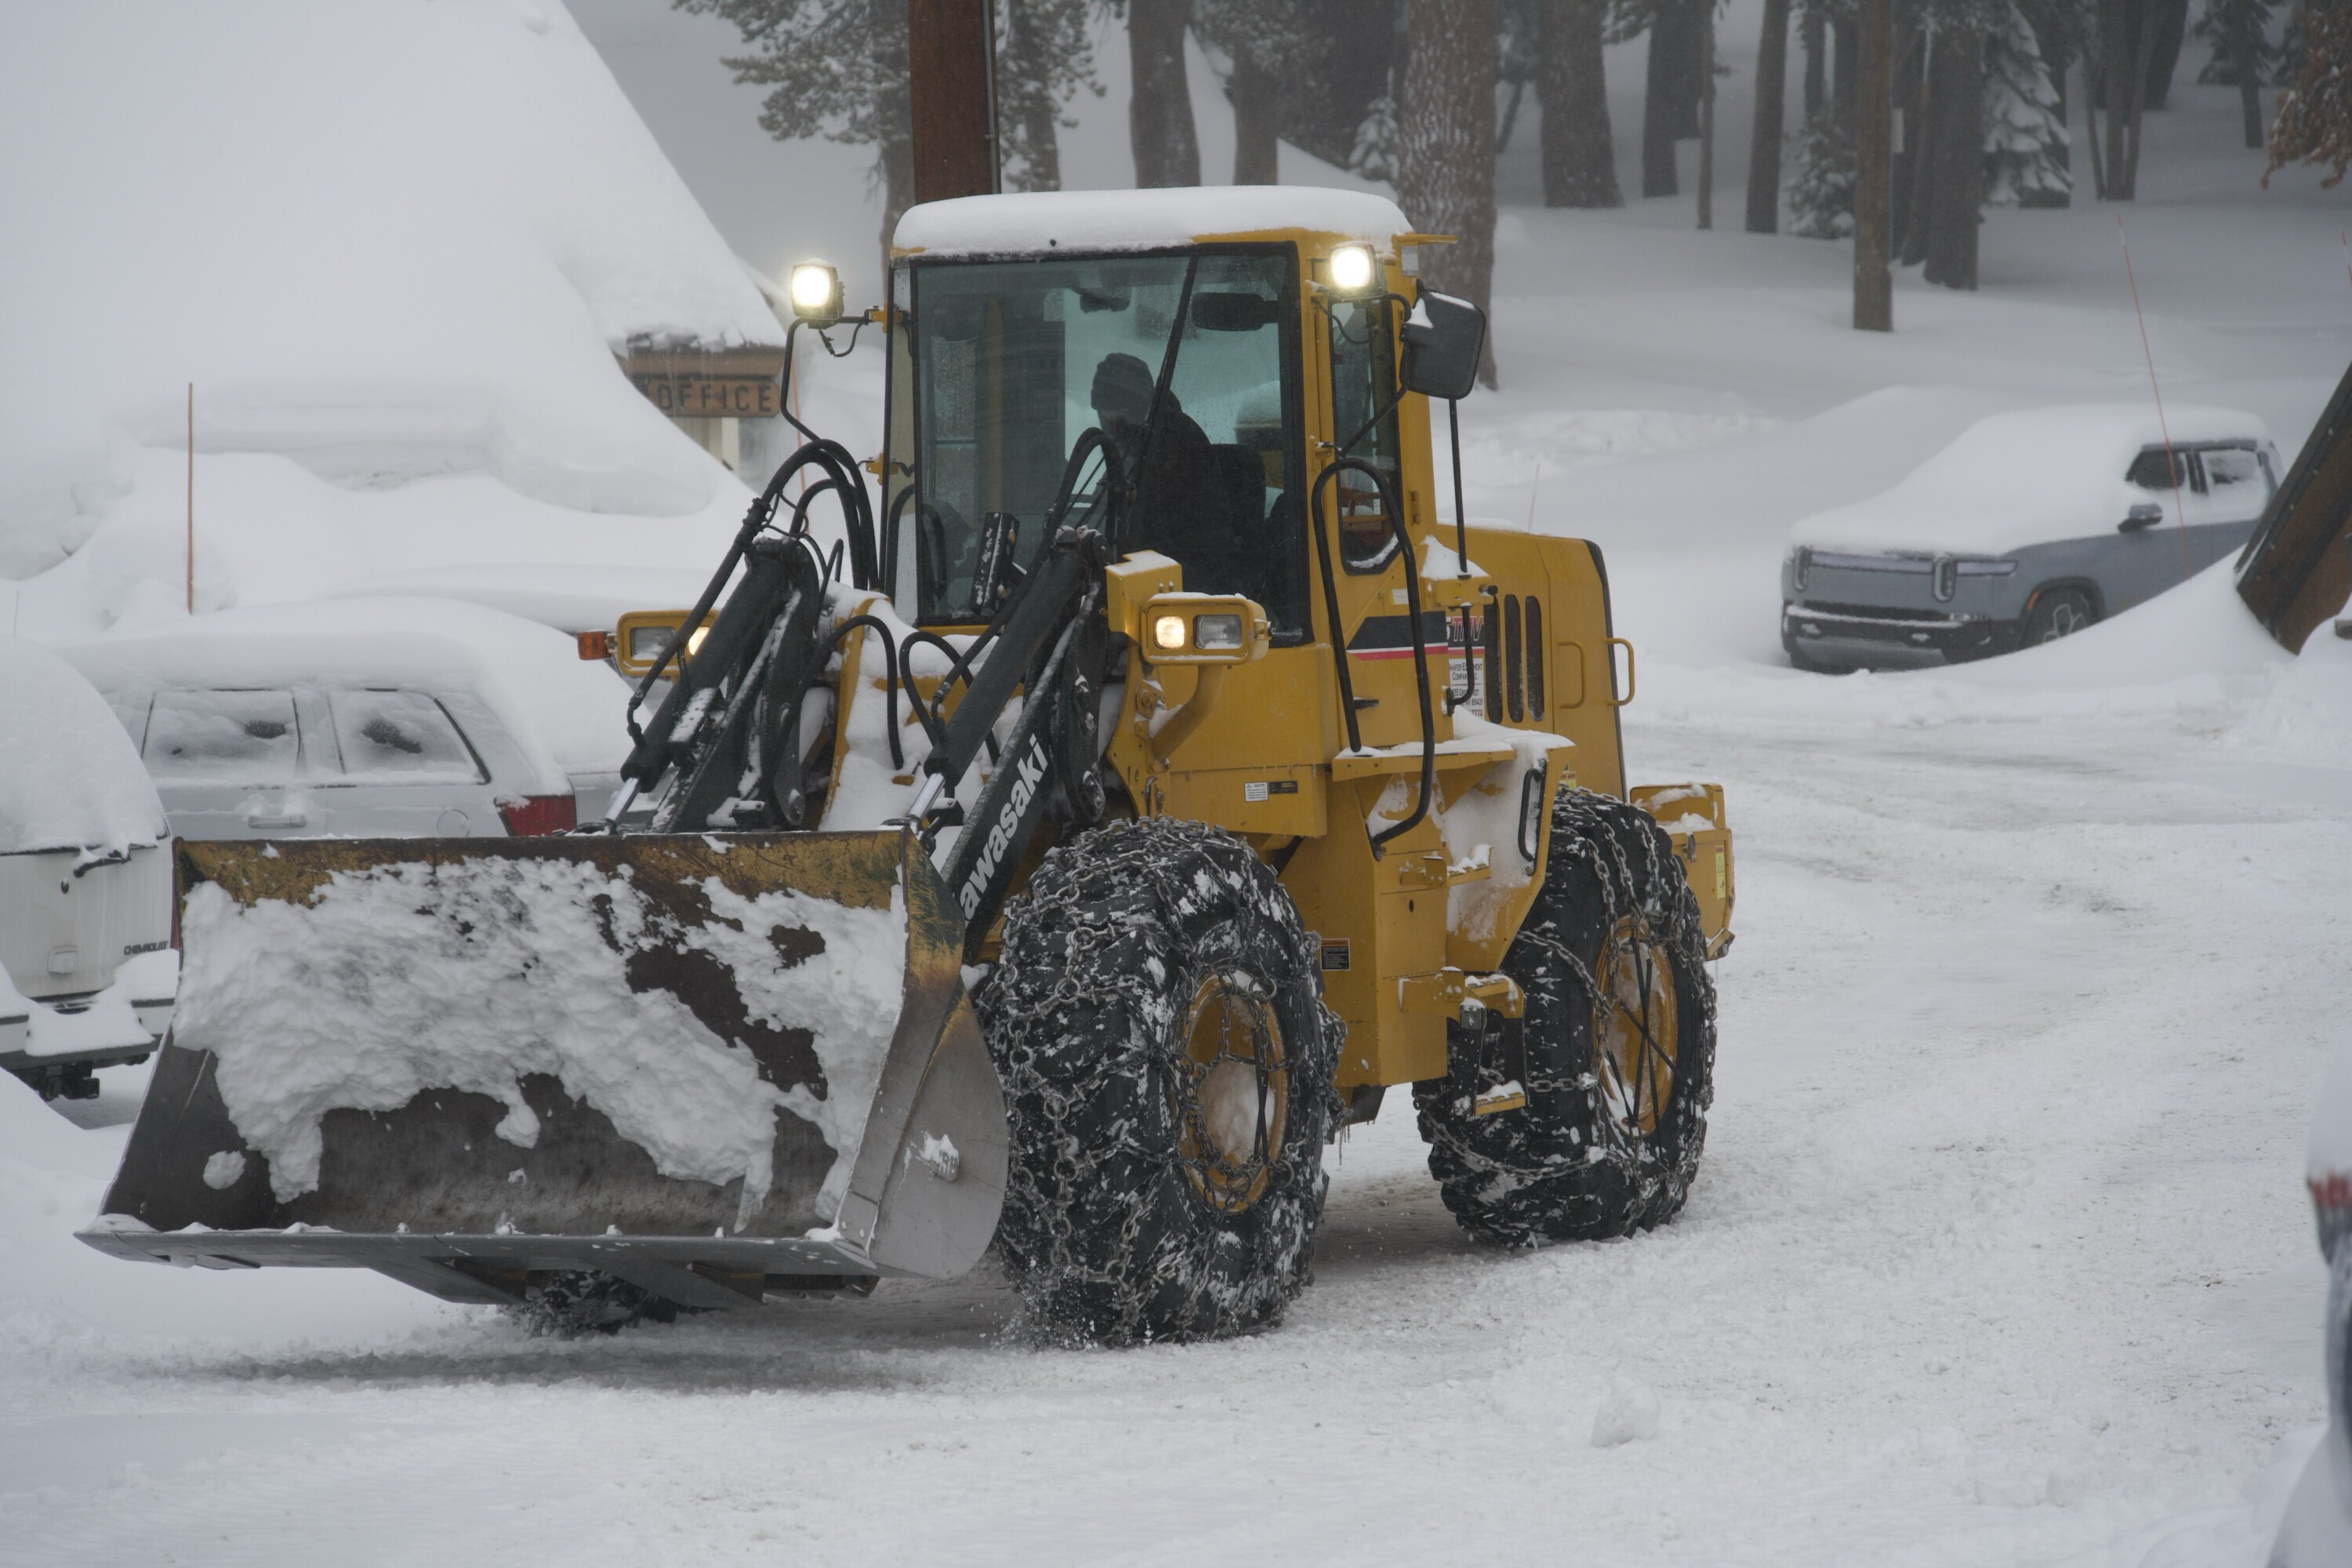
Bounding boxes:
82 189 1735 1342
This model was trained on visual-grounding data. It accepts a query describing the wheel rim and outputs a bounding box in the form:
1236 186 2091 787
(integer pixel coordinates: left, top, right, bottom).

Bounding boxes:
1592 916 1679 1138
1171 975 1287 1214
2038 598 2087 642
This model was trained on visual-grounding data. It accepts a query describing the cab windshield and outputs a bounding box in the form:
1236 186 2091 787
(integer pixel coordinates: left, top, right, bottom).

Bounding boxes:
886 247 1305 635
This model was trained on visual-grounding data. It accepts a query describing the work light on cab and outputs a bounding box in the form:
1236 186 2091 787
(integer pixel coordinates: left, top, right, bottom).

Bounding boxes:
788 260 844 325
1328 242 1378 295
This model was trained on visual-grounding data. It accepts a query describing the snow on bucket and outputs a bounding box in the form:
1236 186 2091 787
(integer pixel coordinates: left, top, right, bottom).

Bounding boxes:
80 833 1006 1301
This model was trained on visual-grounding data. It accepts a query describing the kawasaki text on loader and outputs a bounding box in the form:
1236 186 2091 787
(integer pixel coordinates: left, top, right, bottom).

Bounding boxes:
84 188 1735 1342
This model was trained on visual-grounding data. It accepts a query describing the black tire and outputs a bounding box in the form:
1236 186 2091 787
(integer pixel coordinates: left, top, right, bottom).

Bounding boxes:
506 1272 685 1337
1416 789 1716 1247
2021 586 2095 646
976 817 1341 1345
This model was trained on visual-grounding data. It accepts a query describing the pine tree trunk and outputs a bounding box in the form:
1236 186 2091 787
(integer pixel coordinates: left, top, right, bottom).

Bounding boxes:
1643 2 1685 195
1922 21 1982 289
1896 30 1931 265
1697 5 1717 227
1399 0 1501 387
1541 0 1622 206
879 125 915 275
1230 53 1279 183
2102 0 2134 199
2231 0 2265 149
2082 56 2107 198
2124 0 2155 195
1128 0 1200 187
1853 0 1893 330
1747 0 1792 231
2142 0 2190 109
1802 4 1825 118
1834 15 1858 124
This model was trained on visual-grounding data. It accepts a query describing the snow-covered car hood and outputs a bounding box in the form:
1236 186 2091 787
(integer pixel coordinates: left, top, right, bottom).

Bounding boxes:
1788 404 2272 558
54 597 632 793
0 636 169 858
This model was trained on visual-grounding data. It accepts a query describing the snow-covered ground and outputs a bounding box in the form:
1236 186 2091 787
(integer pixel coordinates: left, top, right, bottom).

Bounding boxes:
4 5 2349 1564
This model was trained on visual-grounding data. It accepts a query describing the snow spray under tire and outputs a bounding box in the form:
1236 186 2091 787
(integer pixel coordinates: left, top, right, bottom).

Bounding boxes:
977 818 1341 1345
1417 790 1716 1246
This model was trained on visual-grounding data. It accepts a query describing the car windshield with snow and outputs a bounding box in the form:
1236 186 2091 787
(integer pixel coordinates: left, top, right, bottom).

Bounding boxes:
56 602 628 842
1780 405 2280 670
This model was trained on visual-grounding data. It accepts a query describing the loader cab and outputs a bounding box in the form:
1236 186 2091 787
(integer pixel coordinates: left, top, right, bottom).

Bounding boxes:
880 244 1313 639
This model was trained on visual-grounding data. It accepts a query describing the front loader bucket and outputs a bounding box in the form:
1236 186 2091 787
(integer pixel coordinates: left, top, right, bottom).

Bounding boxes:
78 833 1006 1310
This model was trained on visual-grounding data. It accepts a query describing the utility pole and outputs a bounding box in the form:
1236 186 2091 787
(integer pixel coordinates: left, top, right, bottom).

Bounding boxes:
907 0 999 204
1852 0 1892 331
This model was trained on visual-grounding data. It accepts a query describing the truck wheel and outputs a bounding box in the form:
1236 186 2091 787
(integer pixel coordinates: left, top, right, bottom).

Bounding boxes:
2022 587 2094 645
1415 789 1716 1247
978 817 1341 1345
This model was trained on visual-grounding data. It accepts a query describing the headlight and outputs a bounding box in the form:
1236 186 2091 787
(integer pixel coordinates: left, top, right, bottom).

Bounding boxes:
1192 613 1243 650
788 260 843 324
1328 243 1378 295
1152 614 1189 652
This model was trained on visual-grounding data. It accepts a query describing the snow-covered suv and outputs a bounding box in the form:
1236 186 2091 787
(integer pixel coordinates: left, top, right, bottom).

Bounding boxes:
0 638 176 1101
1782 405 2280 671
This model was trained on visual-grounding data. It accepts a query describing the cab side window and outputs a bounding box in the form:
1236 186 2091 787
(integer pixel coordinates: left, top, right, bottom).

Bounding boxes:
2199 446 2267 510
2126 448 2192 492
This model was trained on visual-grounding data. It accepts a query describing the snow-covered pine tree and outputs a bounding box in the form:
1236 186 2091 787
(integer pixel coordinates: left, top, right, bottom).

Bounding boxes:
2195 0 2281 150
681 0 912 260
1352 92 1403 181
1982 0 2071 206
681 0 1096 256
2264 0 2352 187
1788 109 1857 235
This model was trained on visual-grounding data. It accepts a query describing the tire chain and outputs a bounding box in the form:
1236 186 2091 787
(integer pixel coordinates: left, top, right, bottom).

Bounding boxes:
977 817 1344 1344
1418 788 1717 1244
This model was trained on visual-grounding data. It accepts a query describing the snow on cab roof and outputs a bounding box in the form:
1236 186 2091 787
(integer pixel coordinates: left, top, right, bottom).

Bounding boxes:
895 187 1414 257
1789 403 2272 557
0 637 167 858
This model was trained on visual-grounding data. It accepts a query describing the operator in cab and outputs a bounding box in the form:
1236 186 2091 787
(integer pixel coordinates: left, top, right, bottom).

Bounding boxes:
1090 351 1210 557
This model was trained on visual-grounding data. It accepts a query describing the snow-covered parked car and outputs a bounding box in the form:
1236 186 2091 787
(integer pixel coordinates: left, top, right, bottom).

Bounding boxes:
0 637 177 1101
2271 1039 2352 1566
1782 405 2281 671
58 598 634 840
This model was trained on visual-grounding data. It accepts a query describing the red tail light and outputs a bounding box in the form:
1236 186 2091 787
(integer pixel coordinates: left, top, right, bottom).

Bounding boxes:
495 795 577 837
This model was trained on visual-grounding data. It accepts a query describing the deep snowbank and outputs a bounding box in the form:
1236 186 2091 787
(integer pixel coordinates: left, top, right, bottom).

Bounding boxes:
0 638 167 857
0 0 778 640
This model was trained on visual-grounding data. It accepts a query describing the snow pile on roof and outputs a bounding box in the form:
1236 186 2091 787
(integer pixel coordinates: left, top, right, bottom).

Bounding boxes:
1789 405 2273 557
895 186 1413 256
0 0 778 633
56 598 633 788
0 637 168 858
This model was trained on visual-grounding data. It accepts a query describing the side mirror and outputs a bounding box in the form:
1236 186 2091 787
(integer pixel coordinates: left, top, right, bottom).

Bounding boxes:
2119 502 2165 532
1400 289 1486 401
